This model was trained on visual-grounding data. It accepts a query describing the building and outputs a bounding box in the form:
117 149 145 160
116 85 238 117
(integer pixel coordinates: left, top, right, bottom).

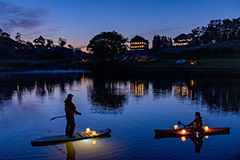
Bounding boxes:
130 35 149 51
173 33 193 46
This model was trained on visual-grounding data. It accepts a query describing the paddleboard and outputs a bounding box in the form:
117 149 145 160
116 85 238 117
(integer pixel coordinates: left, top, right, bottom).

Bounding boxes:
31 128 111 145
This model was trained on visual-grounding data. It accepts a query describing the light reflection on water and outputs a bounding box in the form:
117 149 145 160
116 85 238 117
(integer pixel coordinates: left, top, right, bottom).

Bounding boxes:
0 71 240 160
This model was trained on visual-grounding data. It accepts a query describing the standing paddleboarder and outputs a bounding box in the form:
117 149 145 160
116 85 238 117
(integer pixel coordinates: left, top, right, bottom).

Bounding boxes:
64 94 81 138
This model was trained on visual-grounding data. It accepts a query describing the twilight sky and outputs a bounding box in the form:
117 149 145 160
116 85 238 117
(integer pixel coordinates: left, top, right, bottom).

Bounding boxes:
0 0 240 50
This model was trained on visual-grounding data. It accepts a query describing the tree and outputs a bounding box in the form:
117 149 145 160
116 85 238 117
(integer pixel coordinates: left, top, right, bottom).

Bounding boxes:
152 35 161 50
68 44 74 50
152 35 172 50
87 31 128 61
26 41 33 46
33 35 46 46
46 39 54 47
15 32 22 43
0 28 2 36
58 37 66 47
1 32 10 38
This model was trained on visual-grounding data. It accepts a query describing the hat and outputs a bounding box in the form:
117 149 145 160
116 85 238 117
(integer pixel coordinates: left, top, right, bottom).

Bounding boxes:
195 112 201 117
67 93 74 98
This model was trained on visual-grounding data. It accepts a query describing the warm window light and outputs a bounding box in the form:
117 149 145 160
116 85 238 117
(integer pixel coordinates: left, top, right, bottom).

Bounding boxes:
181 137 186 141
204 126 209 131
182 129 186 134
174 125 179 130
86 128 90 132
204 135 209 139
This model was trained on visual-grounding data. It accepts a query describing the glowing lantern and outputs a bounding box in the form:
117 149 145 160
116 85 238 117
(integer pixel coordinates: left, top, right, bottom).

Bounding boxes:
92 140 96 144
181 129 186 134
86 128 90 132
204 135 209 139
92 131 96 136
174 125 179 130
204 126 209 131
181 137 186 141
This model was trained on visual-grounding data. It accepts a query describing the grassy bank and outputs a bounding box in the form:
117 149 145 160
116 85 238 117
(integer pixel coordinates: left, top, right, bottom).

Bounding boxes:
116 57 240 76
0 59 87 72
1 58 240 77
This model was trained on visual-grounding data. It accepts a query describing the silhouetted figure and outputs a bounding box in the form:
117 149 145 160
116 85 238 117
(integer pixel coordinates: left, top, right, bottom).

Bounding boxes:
65 94 81 138
187 112 203 133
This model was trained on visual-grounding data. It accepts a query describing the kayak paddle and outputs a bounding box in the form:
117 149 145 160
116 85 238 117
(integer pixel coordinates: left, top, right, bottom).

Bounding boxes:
50 113 81 121
177 121 202 138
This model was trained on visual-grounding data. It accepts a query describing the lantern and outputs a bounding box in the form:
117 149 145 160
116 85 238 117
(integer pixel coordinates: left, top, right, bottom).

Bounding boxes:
86 128 90 132
204 126 209 131
181 129 186 134
92 131 96 136
174 125 179 130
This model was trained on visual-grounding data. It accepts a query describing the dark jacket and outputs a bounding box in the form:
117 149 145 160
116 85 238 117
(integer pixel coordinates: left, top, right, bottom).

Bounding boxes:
64 98 80 116
188 117 203 130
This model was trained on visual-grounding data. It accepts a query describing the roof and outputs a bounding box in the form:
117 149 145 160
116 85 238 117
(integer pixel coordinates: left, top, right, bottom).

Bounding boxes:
130 35 148 43
173 33 192 40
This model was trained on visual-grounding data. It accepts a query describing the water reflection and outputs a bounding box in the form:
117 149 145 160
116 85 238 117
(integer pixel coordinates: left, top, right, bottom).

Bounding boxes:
0 72 240 114
87 78 128 114
66 143 76 160
130 80 149 97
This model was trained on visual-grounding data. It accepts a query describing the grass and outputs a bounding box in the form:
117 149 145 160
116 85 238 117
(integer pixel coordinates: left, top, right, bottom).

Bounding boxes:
1 57 240 76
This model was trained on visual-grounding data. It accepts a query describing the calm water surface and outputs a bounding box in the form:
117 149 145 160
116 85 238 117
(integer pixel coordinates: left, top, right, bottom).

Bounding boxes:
0 71 240 160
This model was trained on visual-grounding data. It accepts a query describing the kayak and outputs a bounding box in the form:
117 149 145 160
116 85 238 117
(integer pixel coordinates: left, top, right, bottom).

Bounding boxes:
31 128 111 146
154 127 230 139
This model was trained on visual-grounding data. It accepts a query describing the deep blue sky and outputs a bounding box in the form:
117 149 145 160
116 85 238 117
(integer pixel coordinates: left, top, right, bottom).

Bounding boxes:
0 0 240 50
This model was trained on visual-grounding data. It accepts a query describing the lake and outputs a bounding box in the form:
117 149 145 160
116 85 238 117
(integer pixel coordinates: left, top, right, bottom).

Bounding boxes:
0 71 240 160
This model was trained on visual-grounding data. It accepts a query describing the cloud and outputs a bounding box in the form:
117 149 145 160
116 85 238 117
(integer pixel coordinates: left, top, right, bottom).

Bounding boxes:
0 2 49 32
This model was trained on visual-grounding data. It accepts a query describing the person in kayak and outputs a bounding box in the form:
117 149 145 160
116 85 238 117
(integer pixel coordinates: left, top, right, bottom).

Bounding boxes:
64 93 81 138
186 112 203 132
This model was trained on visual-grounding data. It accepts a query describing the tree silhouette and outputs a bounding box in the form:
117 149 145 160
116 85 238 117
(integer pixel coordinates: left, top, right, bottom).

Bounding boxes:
1 32 10 38
15 32 22 43
26 41 33 46
191 17 240 45
58 37 66 47
152 35 172 50
46 39 54 47
68 44 74 50
87 31 128 61
33 35 46 46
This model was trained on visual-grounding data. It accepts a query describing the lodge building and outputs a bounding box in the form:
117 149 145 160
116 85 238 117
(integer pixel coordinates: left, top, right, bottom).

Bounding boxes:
173 33 193 46
130 35 149 51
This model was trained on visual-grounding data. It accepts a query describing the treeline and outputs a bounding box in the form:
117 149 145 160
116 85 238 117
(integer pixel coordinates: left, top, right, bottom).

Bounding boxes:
152 35 172 50
0 28 86 60
190 17 240 45
1 17 240 60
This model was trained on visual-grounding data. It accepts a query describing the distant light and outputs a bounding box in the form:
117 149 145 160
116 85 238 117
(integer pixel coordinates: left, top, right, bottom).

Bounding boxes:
86 128 90 132
181 136 186 141
205 135 209 139
182 129 186 134
204 126 209 131
174 125 179 130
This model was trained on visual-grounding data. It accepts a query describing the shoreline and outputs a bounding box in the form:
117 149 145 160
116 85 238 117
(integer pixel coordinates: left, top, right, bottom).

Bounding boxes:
1 58 240 77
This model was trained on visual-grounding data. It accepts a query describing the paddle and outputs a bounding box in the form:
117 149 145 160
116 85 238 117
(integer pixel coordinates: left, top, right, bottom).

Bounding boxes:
50 113 81 121
177 121 202 138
